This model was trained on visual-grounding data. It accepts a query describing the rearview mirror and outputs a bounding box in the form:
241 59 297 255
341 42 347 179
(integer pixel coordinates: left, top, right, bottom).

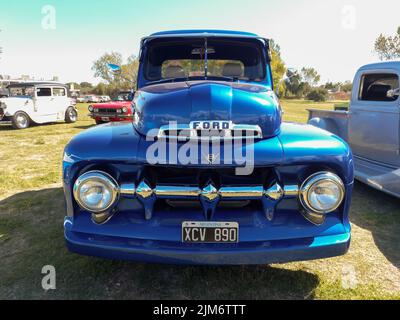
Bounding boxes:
107 64 122 75
387 88 399 99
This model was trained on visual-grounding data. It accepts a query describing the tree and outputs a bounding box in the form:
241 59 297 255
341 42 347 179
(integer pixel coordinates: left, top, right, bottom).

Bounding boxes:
307 88 328 102
301 67 321 87
374 27 400 60
269 40 287 96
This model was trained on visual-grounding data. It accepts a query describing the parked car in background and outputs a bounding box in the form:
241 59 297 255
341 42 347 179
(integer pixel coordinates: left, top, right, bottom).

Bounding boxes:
0 82 77 129
0 88 9 98
76 96 85 103
63 30 353 265
83 95 100 103
308 61 400 198
99 95 111 102
88 91 134 124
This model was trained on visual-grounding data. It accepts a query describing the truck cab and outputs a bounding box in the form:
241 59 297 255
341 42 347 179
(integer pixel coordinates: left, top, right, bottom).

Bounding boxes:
308 61 400 197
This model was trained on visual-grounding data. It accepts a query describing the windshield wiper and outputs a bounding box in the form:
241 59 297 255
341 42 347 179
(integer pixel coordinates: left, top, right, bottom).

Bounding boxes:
146 77 187 86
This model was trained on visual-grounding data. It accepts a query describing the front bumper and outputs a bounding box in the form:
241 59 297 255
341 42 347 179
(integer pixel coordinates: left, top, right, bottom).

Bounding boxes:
65 223 350 265
89 113 133 121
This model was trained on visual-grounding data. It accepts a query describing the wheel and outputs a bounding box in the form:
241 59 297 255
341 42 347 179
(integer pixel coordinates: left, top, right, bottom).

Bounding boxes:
65 107 78 123
11 112 30 129
95 120 105 125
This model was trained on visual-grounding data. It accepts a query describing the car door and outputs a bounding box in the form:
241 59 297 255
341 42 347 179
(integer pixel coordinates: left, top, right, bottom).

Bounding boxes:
349 69 400 167
35 87 58 122
52 87 69 120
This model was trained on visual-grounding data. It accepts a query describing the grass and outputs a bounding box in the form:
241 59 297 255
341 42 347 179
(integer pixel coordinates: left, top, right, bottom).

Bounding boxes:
0 101 399 300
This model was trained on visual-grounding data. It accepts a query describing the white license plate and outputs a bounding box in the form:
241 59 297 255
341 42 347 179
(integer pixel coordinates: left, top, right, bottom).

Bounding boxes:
182 221 239 243
101 117 110 121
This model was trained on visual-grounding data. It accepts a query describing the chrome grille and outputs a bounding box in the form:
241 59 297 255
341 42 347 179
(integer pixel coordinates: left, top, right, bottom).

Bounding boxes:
158 124 263 141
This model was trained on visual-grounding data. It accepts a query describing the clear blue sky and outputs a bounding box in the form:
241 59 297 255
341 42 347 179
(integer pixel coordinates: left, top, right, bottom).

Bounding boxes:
1 0 399 84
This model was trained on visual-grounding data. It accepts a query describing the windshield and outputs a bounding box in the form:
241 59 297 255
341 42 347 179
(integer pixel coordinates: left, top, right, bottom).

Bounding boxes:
144 38 266 83
9 86 35 97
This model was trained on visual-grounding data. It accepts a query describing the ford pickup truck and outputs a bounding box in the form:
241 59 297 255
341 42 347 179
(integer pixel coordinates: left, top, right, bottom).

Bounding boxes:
63 30 353 265
309 61 400 198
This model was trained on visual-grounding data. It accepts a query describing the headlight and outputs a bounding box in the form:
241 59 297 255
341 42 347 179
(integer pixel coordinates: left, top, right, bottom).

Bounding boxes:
73 171 119 213
122 107 128 113
88 105 94 112
300 172 345 214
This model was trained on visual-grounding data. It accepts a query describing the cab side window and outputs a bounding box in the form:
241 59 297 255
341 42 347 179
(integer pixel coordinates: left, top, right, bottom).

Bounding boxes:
36 88 52 97
359 73 399 102
53 88 66 96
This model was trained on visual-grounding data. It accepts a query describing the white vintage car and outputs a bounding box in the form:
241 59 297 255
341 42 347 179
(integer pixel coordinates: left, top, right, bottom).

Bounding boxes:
0 82 78 129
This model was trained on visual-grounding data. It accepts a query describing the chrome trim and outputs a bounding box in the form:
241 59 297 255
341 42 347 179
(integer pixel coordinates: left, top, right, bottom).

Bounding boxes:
73 171 119 214
265 183 284 201
120 183 136 197
299 172 345 215
157 123 263 141
155 186 200 198
283 185 299 198
118 181 302 201
219 186 264 199
201 184 220 202
136 181 154 199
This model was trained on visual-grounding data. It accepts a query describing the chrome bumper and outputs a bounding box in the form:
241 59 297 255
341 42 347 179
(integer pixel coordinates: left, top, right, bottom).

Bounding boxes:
114 181 299 221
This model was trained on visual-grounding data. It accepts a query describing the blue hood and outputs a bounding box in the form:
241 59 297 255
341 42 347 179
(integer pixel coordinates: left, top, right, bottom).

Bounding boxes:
134 81 282 139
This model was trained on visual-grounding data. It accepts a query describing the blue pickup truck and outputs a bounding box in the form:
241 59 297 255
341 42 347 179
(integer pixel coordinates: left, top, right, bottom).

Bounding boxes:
62 30 353 265
309 61 400 198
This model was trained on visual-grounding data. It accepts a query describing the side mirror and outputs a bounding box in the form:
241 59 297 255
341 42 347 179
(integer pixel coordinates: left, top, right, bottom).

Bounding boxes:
107 64 122 75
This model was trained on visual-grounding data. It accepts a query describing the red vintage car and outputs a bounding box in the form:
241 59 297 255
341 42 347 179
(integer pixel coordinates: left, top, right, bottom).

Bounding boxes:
88 91 134 124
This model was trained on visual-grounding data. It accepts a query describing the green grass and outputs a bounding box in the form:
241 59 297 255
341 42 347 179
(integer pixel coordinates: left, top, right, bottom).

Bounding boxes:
1 101 400 300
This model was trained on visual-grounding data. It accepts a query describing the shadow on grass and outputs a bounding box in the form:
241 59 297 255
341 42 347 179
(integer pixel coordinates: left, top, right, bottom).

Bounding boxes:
351 181 400 268
0 188 319 300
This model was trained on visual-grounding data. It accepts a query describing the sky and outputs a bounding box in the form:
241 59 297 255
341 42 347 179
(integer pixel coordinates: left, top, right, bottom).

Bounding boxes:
1 0 400 84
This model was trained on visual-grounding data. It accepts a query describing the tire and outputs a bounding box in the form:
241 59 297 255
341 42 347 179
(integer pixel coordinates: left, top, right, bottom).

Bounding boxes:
65 107 78 123
95 120 105 125
11 111 30 129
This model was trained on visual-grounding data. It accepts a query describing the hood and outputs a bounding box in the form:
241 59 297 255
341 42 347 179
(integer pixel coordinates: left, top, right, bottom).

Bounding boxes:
134 81 282 139
92 101 131 109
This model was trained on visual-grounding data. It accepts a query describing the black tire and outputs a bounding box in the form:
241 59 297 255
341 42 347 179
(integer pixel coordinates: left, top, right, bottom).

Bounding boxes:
11 111 30 129
65 107 78 123
95 120 105 125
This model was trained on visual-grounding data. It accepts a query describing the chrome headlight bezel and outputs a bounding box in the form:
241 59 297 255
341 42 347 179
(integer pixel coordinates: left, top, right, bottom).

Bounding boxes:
88 105 94 112
73 171 119 213
122 107 128 113
300 172 345 214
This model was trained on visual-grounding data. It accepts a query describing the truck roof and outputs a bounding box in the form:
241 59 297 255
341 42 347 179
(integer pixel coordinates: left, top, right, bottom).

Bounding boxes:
145 30 265 41
7 82 67 88
150 30 259 37
358 60 400 71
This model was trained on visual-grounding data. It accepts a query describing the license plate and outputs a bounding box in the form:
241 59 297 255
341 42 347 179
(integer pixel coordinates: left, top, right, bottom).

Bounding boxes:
101 117 110 121
182 221 239 243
